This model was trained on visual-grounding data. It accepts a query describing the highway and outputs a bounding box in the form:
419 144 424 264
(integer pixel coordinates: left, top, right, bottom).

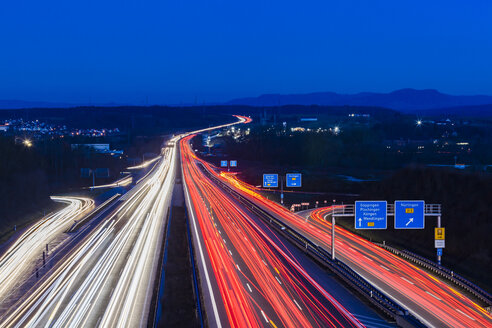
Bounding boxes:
0 196 94 305
0 139 177 327
215 173 492 328
181 134 365 328
0 115 250 327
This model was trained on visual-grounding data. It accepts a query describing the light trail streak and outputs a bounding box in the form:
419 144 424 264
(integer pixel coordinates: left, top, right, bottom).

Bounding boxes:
127 156 162 170
87 175 133 189
0 196 94 303
216 171 492 328
0 115 249 327
181 135 363 328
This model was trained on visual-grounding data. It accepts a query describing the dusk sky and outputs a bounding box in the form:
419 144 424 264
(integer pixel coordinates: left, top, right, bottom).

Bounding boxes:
1 0 491 104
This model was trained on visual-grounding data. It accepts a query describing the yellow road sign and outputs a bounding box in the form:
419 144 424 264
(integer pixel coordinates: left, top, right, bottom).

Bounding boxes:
435 227 445 240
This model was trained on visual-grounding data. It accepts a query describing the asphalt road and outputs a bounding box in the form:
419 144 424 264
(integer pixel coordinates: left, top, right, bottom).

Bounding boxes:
216 174 492 328
182 134 374 328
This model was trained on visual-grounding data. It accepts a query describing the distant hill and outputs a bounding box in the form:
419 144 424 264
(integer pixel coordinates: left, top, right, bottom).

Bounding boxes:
226 89 492 113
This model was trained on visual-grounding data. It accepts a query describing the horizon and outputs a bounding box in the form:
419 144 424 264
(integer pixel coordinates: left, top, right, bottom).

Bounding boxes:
2 88 492 108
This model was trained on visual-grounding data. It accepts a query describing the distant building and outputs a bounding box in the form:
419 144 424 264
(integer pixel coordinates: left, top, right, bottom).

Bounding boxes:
71 143 110 152
0 125 9 132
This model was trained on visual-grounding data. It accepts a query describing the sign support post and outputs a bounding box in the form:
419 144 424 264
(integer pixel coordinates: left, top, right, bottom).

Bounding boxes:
332 215 336 260
280 176 284 205
437 215 442 265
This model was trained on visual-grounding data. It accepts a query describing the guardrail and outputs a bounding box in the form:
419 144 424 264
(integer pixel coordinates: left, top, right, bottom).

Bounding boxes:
378 243 492 308
199 164 426 327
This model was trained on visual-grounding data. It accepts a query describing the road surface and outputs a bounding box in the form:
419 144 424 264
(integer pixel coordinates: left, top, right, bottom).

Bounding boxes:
214 173 492 328
181 134 365 328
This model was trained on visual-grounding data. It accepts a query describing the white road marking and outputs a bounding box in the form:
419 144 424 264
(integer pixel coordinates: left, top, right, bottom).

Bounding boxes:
260 310 269 323
456 309 476 321
400 277 414 285
293 299 302 311
426 291 442 301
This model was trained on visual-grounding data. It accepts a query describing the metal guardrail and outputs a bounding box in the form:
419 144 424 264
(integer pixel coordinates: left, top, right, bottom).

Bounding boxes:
378 243 492 307
199 164 426 327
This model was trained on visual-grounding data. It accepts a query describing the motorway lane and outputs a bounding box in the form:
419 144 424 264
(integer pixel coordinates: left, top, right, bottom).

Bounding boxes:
216 174 492 328
181 135 364 328
0 143 177 328
0 196 94 305
0 115 250 327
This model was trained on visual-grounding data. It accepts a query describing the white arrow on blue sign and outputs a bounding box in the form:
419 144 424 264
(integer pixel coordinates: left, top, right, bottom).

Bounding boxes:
355 201 387 229
263 174 279 188
394 201 425 229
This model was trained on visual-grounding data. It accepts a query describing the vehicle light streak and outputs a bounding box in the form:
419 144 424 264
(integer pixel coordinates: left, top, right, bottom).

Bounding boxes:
0 196 94 303
216 171 492 328
181 135 363 328
0 114 250 327
87 175 133 189
1 144 176 327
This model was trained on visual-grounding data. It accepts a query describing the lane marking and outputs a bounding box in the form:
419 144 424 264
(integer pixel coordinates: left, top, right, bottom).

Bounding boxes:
380 265 390 271
425 291 442 301
246 283 252 293
400 277 414 285
293 299 302 311
456 309 476 321
260 310 269 323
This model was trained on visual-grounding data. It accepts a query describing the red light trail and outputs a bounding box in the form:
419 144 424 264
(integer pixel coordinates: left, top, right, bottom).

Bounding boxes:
181 134 363 328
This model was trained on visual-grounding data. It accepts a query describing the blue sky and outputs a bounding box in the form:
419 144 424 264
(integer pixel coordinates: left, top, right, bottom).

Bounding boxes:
0 0 491 104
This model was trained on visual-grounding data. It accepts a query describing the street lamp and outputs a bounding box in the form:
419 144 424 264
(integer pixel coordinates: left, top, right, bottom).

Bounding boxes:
23 139 32 147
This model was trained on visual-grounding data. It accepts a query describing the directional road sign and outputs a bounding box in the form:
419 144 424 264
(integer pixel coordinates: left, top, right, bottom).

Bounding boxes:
230 160 237 167
263 174 278 188
286 173 302 187
395 201 425 229
220 160 228 167
355 201 387 229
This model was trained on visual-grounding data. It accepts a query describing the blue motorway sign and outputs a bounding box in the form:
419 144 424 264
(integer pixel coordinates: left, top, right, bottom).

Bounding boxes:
286 173 302 187
263 174 278 188
230 160 237 167
355 201 387 229
220 160 228 167
394 200 425 229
